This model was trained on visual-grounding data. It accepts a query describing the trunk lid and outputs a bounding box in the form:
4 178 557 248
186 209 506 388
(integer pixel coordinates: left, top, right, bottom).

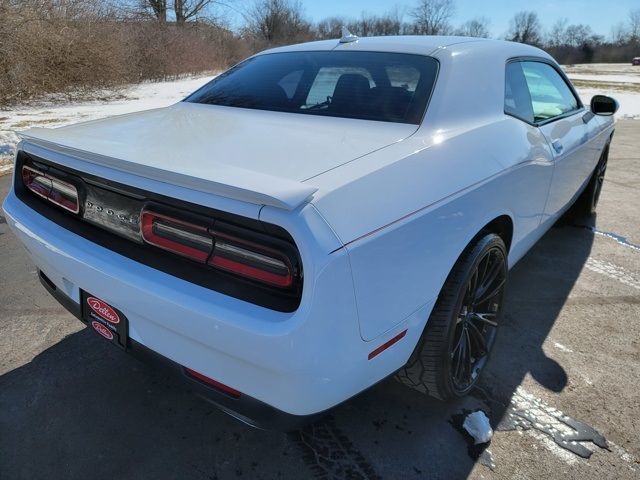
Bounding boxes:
20 102 417 210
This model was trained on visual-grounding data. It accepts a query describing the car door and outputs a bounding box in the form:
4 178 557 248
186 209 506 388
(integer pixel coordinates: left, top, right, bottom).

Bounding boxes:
518 60 594 219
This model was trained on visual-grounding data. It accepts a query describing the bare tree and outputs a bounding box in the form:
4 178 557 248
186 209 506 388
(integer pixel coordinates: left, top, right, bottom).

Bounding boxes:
507 11 542 45
244 0 311 45
316 16 345 39
610 21 629 44
630 8 640 40
138 0 168 22
547 18 568 47
409 0 454 35
174 0 211 25
455 17 490 38
347 9 403 37
564 24 601 47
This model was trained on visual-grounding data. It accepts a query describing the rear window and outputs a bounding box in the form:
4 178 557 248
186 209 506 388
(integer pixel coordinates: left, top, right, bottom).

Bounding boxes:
185 51 439 124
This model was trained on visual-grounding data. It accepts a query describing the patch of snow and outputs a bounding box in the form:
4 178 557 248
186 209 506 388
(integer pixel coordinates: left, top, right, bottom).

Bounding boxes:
576 87 640 119
0 74 216 167
553 342 574 353
568 73 640 84
585 257 640 290
463 410 493 444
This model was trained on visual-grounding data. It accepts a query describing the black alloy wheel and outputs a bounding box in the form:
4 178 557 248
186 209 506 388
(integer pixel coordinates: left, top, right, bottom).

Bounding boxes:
396 233 508 401
574 142 611 217
449 246 505 395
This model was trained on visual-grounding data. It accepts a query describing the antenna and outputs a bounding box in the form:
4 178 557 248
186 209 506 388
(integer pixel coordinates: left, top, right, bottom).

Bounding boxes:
339 26 359 43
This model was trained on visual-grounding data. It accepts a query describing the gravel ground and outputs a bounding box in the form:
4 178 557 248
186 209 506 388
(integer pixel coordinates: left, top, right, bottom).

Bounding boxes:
0 121 638 479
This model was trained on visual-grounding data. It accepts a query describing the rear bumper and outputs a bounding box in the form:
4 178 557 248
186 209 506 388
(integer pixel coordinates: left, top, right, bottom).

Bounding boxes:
38 269 316 430
4 188 421 419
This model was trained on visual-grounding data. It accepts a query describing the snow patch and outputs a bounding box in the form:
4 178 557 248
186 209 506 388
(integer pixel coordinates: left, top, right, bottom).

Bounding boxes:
0 74 215 170
585 257 640 290
553 342 574 353
463 410 493 444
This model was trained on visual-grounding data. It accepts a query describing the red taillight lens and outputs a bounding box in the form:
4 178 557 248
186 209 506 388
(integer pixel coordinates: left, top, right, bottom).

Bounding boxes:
22 166 51 199
209 231 293 288
140 208 296 288
141 210 212 262
22 166 79 214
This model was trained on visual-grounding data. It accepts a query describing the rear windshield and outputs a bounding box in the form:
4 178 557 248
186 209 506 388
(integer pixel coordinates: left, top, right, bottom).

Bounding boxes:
185 51 439 124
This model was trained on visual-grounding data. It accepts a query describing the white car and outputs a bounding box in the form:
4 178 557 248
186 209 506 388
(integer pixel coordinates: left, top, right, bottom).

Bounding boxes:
3 34 617 429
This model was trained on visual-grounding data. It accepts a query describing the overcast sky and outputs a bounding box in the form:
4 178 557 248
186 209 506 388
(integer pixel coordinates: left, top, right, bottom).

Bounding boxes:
225 0 637 38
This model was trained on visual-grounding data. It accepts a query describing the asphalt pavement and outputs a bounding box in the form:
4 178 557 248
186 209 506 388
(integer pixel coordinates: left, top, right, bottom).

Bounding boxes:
1 120 638 479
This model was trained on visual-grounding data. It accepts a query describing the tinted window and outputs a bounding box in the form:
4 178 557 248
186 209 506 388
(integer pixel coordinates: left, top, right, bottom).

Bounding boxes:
505 62 534 123
386 65 420 91
305 67 374 106
186 51 439 124
521 61 579 122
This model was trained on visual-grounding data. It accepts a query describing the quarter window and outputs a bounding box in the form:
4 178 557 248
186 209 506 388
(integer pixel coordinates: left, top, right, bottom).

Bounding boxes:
505 61 534 123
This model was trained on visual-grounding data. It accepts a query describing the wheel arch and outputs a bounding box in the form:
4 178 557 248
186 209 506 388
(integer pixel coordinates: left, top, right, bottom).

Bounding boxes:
478 215 514 254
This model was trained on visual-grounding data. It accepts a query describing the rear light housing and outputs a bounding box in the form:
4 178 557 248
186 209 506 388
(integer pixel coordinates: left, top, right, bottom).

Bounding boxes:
141 210 212 262
19 154 302 304
141 207 298 289
209 230 293 288
22 166 80 214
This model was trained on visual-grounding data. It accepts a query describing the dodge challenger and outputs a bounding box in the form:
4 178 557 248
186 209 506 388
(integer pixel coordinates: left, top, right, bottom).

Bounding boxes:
2 33 618 429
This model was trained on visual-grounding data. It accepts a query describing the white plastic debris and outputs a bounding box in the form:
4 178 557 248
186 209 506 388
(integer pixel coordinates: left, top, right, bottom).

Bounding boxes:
463 410 493 444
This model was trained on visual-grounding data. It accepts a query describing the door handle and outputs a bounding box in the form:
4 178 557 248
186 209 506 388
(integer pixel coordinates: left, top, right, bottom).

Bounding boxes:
552 140 564 154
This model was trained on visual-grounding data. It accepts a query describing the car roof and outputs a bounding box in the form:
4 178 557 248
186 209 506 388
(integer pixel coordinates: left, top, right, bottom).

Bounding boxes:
260 35 547 59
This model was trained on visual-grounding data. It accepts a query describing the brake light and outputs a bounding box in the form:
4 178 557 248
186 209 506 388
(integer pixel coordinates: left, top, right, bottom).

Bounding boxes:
140 208 295 288
141 210 212 262
209 231 293 288
22 166 80 214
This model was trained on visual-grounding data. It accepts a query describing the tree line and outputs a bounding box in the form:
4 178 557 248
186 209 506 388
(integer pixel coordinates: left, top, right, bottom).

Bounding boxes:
235 0 640 64
1 0 639 105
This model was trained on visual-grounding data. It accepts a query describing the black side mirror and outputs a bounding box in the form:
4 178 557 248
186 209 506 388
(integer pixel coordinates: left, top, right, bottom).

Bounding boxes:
591 95 619 116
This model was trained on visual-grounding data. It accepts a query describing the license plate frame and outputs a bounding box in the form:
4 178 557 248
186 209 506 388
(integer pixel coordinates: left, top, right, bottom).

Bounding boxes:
81 291 128 350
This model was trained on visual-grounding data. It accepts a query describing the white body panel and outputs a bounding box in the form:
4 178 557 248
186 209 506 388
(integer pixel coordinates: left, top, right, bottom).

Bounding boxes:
3 36 615 416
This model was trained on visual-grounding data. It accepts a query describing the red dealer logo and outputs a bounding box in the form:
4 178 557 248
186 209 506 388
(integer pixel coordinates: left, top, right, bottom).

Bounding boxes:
87 297 120 324
92 321 114 340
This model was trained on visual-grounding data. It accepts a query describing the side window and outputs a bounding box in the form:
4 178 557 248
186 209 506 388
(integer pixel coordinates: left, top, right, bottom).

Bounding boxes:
505 62 534 123
521 61 579 122
305 67 375 107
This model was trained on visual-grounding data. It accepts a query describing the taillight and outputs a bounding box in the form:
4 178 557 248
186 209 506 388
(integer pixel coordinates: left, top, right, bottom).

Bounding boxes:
22 166 80 214
141 210 212 262
209 231 293 288
140 208 296 288
22 166 51 199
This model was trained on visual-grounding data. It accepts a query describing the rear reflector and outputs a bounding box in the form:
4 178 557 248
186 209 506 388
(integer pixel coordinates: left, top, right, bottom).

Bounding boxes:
141 210 212 262
368 330 407 360
184 367 241 399
22 166 80 214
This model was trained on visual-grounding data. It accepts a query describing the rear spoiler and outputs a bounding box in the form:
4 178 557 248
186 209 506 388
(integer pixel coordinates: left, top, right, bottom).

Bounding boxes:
18 131 318 211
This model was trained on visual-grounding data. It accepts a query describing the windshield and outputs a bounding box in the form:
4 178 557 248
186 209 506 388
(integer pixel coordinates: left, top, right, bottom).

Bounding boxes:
185 51 439 124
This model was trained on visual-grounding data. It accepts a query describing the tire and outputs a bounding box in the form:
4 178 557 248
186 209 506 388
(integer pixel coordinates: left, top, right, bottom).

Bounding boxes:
574 143 610 217
396 233 508 401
